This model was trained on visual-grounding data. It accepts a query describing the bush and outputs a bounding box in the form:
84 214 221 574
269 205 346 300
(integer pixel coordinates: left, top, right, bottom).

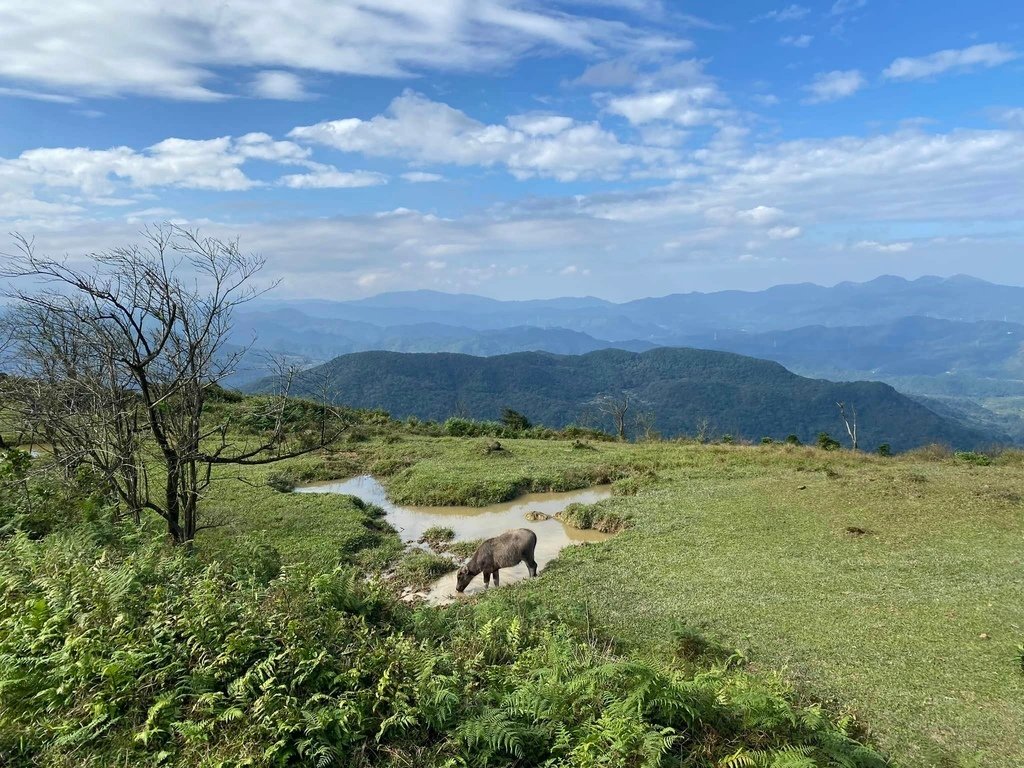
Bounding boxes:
954 451 993 466
876 443 892 457
0 531 886 768
761 437 775 445
785 434 802 446
500 408 531 431
265 469 298 493
817 432 841 451
0 450 110 539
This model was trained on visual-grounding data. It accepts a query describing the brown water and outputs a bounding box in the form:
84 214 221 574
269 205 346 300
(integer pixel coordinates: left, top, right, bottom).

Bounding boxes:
295 475 612 601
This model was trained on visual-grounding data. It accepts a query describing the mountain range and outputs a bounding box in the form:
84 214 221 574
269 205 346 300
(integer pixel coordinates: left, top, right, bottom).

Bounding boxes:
230 274 1024 444
247 347 996 451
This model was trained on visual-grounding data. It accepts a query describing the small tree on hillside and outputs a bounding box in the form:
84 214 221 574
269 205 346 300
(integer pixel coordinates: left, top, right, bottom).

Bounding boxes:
592 391 632 441
500 408 531 431
1 226 342 544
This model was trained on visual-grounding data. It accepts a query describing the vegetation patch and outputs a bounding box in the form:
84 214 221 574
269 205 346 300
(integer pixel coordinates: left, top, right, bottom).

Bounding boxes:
446 538 484 560
418 525 455 549
394 548 457 590
556 500 631 533
0 530 886 768
955 450 993 466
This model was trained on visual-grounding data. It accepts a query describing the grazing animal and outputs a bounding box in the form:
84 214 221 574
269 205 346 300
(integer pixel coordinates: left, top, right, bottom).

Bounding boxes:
456 528 538 592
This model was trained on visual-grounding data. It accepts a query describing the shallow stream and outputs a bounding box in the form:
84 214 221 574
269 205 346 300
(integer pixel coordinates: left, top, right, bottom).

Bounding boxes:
295 475 612 601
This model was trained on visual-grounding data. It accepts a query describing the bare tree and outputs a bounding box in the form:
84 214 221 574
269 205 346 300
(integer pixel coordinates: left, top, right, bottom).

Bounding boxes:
2 225 342 544
694 416 712 444
633 409 659 442
837 401 858 450
592 392 632 441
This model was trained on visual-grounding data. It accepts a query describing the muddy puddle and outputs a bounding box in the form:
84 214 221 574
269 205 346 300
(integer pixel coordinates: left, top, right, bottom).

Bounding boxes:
295 475 612 603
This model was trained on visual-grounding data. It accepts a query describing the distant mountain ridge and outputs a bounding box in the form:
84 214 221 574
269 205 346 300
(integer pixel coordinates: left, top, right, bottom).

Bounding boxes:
229 275 1024 443
246 347 998 452
253 275 1024 338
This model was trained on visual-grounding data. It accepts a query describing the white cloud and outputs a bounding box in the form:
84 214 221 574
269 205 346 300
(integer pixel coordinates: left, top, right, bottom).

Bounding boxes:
0 133 313 211
831 0 867 15
736 206 785 225
767 225 802 239
560 264 591 275
0 1 678 101
804 70 865 103
779 34 813 48
251 71 312 100
401 172 445 183
752 5 810 22
0 86 78 103
607 86 726 126
290 90 670 181
507 114 576 136
279 166 387 189
854 240 912 253
993 108 1024 128
883 43 1018 81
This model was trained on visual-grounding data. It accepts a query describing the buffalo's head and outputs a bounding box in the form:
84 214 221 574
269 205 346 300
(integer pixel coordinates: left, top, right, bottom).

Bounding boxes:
455 565 476 593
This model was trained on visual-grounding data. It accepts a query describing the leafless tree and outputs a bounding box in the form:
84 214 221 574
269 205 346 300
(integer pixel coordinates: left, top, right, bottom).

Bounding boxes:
837 401 858 450
694 416 712 444
592 391 632 441
633 409 659 442
2 225 342 544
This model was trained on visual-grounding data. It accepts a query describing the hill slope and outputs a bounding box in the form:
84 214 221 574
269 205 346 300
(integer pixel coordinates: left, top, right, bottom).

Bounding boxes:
248 347 996 451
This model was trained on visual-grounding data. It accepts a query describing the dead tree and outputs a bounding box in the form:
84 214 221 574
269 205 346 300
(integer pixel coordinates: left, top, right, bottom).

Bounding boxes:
2 225 343 544
837 401 858 450
592 392 632 441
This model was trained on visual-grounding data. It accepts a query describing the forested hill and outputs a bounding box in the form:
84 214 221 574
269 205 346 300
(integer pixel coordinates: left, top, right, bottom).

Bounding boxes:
247 347 998 451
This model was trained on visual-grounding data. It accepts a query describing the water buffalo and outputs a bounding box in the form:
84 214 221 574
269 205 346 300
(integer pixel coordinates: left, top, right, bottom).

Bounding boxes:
455 528 538 592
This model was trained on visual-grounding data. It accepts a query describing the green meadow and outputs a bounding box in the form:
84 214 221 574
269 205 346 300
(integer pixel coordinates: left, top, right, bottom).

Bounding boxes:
195 434 1024 766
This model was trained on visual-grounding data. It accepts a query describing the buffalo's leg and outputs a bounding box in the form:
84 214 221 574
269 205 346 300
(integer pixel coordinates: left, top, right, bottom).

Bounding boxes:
493 569 500 587
526 557 538 577
483 571 491 588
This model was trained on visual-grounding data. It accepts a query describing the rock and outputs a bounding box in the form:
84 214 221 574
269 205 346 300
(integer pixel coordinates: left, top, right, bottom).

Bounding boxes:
524 510 551 522
797 485 807 490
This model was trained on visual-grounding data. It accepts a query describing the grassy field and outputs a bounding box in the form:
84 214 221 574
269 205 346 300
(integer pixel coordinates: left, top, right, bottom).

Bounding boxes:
230 435 1024 767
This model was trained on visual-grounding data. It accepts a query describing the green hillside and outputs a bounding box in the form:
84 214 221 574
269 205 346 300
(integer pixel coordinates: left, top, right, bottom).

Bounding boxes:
251 347 997 451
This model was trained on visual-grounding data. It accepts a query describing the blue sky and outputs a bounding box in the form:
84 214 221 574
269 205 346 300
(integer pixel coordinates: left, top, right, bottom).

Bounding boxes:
0 0 1021 300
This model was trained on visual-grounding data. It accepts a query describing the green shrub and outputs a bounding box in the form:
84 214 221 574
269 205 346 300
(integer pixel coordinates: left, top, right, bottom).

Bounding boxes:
501 408 531 431
265 469 298 493
761 437 775 445
785 434 802 446
817 432 841 451
876 443 892 457
1017 643 1024 674
954 451 993 466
